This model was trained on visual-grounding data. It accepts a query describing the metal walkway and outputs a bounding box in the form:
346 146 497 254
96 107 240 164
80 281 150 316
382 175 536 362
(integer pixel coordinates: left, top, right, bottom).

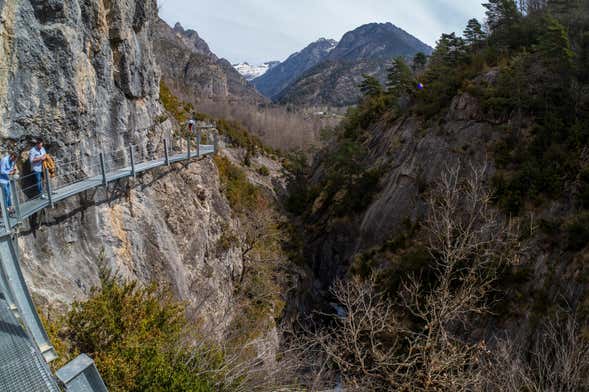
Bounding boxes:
0 130 218 391
1 142 217 232
0 292 60 392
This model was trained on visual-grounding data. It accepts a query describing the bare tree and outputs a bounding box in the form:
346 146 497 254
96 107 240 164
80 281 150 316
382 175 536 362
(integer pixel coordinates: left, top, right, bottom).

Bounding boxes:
483 313 589 392
299 164 521 391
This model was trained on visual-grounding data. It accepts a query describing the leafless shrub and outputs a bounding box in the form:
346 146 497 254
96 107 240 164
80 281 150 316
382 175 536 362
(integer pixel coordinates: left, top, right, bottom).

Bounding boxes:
299 164 521 391
483 313 589 392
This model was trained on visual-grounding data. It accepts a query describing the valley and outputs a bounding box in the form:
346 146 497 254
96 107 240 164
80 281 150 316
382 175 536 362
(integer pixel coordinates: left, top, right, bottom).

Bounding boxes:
0 0 588 391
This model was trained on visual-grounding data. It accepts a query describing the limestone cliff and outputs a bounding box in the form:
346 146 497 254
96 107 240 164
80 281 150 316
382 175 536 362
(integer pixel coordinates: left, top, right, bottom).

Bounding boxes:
0 0 258 333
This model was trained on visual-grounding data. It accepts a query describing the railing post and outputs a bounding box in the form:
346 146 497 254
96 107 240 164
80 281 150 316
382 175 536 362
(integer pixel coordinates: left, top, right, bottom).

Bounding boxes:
164 139 170 166
0 184 11 234
129 146 136 178
197 130 201 158
214 131 219 154
99 152 107 186
187 135 191 160
10 178 21 223
44 167 54 208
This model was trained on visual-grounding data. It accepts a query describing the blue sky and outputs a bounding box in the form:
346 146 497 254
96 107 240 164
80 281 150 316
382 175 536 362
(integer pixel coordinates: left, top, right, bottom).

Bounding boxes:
158 0 486 64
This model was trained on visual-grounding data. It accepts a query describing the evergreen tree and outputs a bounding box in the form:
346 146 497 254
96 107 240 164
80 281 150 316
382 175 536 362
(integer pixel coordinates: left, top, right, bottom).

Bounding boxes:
359 74 384 98
463 18 486 46
483 0 520 32
439 33 468 66
537 15 574 71
412 52 428 73
386 58 414 98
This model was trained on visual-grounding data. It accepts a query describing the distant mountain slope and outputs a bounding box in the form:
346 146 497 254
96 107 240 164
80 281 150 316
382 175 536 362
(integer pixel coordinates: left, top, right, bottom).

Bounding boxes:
233 62 280 81
278 23 432 107
253 38 338 100
171 22 216 59
327 22 432 62
153 20 265 104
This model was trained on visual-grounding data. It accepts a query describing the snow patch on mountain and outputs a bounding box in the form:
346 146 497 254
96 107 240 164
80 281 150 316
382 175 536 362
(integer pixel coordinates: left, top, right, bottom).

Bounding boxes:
233 61 280 81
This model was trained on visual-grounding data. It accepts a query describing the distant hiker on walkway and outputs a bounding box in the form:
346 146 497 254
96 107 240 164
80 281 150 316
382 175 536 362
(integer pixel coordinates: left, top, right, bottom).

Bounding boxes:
29 139 47 199
187 119 196 136
0 152 17 215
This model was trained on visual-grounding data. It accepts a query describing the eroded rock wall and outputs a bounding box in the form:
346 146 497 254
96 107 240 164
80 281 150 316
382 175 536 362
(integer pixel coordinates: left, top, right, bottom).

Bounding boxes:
0 0 244 331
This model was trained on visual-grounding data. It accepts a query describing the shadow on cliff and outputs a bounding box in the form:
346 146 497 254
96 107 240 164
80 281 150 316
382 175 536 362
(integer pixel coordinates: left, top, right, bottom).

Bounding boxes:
20 159 207 237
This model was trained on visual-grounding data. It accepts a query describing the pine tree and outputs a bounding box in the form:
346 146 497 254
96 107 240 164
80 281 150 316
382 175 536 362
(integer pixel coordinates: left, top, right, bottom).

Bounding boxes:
359 74 383 98
439 33 468 66
386 58 414 98
483 0 520 32
412 52 428 73
463 18 486 46
537 15 574 71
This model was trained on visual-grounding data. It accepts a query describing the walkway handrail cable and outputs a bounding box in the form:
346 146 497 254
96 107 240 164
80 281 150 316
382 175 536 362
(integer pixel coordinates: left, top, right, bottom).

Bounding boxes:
3 131 219 233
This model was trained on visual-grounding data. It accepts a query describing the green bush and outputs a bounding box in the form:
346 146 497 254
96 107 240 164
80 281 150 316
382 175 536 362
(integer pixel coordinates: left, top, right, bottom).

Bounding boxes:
214 155 260 213
159 81 193 124
46 268 228 392
333 168 383 216
257 165 270 176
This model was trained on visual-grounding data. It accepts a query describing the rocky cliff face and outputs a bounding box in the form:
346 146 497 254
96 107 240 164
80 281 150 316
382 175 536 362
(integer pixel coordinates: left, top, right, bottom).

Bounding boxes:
172 22 216 59
305 92 496 288
0 0 255 332
304 84 589 336
278 23 432 107
253 38 337 100
153 18 265 105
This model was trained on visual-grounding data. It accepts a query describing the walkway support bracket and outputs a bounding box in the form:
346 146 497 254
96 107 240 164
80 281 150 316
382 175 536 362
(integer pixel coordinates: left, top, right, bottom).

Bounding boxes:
44 168 54 208
99 153 107 186
197 131 201 158
164 139 170 166
129 146 136 178
187 136 191 159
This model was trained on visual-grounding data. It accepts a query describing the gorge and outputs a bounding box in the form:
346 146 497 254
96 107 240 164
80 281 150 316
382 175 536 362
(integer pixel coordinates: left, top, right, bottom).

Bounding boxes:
1 0 589 391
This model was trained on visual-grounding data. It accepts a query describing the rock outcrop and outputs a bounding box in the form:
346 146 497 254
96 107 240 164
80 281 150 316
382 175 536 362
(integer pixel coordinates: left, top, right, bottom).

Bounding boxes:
305 92 497 288
0 0 257 333
153 18 266 104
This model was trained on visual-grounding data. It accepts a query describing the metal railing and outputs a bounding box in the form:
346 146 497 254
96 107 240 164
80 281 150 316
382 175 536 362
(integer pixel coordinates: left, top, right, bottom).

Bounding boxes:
0 128 219 235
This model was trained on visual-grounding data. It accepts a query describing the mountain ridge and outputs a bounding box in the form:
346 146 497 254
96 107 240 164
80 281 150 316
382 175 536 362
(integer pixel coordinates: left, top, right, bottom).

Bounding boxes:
277 22 432 106
252 38 338 100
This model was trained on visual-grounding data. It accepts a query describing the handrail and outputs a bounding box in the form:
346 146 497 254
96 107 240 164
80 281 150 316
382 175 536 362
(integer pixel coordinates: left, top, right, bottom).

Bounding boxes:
0 132 219 235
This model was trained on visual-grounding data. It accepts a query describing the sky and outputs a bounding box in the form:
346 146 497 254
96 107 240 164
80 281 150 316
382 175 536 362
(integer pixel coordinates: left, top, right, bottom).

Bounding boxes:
158 0 486 65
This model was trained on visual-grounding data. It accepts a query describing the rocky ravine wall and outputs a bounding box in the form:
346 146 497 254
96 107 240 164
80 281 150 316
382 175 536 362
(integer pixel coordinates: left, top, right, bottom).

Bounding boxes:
0 0 245 330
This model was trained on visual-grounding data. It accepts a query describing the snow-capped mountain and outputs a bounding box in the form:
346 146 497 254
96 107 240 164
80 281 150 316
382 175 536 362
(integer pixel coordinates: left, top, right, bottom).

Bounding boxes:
233 61 280 81
252 38 338 100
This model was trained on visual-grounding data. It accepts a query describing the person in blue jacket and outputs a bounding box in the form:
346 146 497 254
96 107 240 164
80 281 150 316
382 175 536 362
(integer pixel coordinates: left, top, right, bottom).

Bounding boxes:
0 152 17 215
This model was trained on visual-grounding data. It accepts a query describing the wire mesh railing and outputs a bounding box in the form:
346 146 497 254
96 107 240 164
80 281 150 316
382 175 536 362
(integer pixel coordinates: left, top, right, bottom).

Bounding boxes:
0 128 219 232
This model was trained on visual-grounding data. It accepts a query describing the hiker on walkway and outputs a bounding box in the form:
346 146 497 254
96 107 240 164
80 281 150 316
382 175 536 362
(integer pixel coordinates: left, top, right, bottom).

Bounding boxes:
0 152 17 215
187 118 196 135
29 139 47 199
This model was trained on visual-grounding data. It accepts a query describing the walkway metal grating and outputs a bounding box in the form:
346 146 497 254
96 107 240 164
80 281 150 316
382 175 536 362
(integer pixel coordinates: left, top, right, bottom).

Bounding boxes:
0 294 59 391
